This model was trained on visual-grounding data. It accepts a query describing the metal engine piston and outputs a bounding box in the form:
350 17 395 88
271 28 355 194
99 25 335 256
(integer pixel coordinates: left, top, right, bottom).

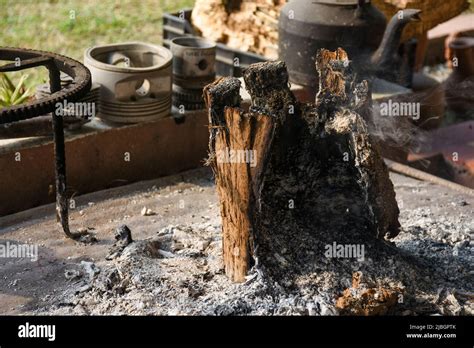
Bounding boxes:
170 37 216 111
84 42 173 123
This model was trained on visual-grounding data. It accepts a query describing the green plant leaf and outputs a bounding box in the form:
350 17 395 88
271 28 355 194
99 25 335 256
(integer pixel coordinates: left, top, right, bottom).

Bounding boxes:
0 73 16 91
11 74 29 103
14 90 31 105
0 73 32 106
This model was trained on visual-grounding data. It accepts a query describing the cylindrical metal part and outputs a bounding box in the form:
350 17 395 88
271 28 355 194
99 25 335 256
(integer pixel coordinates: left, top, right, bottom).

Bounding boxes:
170 37 216 110
278 0 386 88
84 42 173 124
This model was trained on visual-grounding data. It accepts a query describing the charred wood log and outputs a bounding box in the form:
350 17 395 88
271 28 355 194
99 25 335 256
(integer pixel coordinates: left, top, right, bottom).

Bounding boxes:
205 48 400 283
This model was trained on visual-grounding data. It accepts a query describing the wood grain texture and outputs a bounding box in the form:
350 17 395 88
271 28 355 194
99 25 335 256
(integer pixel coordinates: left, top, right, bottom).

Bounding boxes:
206 49 400 283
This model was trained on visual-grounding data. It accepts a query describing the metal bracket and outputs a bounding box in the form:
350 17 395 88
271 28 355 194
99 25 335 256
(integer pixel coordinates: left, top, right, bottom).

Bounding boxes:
0 47 91 239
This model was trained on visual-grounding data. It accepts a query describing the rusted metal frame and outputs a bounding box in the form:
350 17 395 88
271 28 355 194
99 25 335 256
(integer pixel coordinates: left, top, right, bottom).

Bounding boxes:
48 62 76 239
0 48 91 124
0 49 91 239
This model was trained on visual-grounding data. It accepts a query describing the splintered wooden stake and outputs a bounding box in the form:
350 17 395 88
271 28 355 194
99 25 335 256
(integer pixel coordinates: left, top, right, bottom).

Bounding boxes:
205 49 400 283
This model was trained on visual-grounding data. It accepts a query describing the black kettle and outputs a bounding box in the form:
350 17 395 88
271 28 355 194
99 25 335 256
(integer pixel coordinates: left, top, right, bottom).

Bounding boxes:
279 0 421 88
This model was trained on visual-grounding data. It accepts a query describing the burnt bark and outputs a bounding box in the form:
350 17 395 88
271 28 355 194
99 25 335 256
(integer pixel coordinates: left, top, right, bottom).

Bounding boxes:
205 48 400 283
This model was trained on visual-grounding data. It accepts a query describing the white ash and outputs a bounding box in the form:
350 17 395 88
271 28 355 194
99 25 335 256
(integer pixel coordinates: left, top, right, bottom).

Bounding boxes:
29 172 473 316
35 208 473 316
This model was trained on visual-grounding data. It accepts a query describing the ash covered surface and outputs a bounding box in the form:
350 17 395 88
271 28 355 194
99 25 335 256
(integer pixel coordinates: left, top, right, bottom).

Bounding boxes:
31 173 473 316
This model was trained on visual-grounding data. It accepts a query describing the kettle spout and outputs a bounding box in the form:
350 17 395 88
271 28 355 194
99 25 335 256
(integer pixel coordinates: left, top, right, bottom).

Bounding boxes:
370 9 422 73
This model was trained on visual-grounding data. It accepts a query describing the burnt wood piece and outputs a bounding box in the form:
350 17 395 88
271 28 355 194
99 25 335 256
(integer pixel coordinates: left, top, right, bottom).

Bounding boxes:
106 225 133 260
205 48 400 283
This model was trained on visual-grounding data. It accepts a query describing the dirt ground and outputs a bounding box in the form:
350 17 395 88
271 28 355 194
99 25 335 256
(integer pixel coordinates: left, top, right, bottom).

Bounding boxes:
0 168 217 314
0 167 472 315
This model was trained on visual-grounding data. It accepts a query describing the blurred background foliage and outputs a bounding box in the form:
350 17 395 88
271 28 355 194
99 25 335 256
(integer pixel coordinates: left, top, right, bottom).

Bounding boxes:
0 0 196 88
0 0 472 89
